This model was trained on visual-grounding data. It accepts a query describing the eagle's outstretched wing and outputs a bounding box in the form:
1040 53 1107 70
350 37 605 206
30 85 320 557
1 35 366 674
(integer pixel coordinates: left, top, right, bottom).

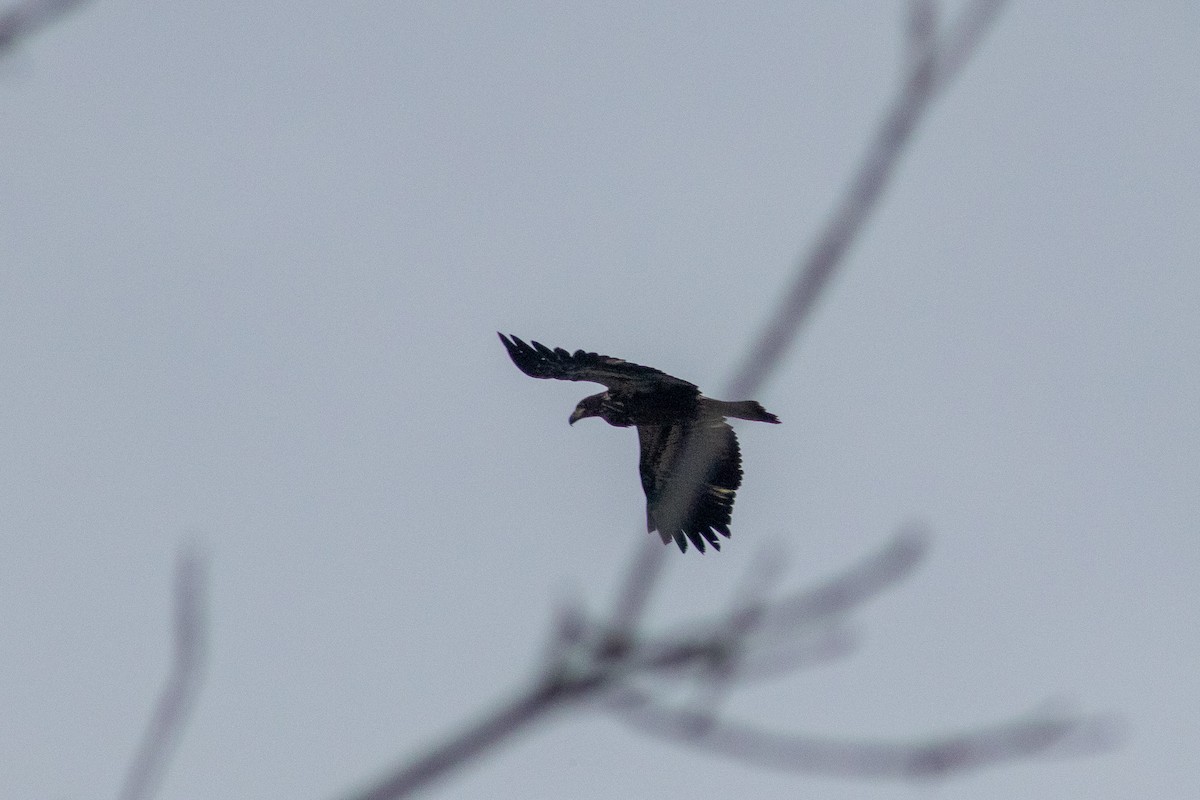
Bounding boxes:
498 333 697 392
636 418 743 553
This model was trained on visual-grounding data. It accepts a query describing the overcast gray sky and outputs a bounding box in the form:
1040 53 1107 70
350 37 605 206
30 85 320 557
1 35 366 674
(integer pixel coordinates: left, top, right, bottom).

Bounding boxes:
3 3 1198 798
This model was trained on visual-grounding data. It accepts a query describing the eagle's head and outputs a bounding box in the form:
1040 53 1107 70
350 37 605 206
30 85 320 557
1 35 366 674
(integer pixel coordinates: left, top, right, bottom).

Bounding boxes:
569 392 606 425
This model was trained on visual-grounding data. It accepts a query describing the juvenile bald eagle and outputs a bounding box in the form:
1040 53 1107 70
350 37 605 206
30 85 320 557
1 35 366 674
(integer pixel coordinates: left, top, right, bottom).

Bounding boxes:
499 333 779 553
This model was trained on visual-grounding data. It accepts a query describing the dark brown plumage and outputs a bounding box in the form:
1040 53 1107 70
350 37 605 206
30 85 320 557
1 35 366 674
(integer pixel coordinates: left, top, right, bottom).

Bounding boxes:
499 333 779 553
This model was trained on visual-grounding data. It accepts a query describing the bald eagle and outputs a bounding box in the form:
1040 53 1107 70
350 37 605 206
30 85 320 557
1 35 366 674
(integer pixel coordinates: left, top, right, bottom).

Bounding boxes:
499 333 779 553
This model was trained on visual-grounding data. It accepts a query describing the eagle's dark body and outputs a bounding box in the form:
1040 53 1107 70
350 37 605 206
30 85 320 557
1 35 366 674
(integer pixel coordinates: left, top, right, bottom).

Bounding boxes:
499 333 779 553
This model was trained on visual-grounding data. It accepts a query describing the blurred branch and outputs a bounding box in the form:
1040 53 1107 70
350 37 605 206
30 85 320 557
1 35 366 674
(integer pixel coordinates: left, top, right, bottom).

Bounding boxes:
608 0 1010 636
607 690 1119 779
592 528 928 680
342 531 928 799
727 0 1008 399
343 526 1113 800
756 524 926 633
0 0 88 54
680 545 791 731
117 547 208 800
342 681 567 800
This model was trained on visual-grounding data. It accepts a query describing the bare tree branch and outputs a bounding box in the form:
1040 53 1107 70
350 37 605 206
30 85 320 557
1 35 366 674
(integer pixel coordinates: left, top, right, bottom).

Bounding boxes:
341 531 927 799
905 0 938 71
756 525 926 635
708 624 857 684
607 0 1011 640
607 689 1120 779
728 0 1010 399
590 528 927 680
680 546 792 732
117 546 208 800
0 0 88 54
340 680 570 800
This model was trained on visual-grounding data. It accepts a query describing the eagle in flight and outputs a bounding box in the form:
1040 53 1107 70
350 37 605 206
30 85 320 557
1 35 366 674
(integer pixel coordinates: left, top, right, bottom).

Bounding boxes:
499 333 779 553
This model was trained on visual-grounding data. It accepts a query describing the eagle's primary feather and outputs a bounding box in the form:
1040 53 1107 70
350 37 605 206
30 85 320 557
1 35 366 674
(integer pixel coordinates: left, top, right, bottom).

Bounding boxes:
499 333 779 553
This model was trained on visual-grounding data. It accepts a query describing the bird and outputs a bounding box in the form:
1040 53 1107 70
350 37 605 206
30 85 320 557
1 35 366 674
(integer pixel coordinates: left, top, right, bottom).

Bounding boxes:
498 333 779 553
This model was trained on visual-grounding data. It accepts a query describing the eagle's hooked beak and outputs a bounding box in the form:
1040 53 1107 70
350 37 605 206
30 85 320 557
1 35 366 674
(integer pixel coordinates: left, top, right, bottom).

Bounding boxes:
568 406 587 426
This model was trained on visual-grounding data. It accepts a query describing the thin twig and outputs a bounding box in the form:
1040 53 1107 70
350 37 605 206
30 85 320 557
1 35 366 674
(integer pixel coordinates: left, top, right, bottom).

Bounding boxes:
757 525 927 634
578 530 924 688
728 0 1011 399
714 625 857 683
117 547 208 800
905 0 938 80
681 547 790 733
608 0 1010 638
0 0 89 53
340 531 927 800
607 689 1119 779
597 530 923 679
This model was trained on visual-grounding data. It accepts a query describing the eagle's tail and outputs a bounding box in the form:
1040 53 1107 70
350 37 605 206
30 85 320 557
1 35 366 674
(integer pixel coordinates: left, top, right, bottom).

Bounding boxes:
706 399 780 424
